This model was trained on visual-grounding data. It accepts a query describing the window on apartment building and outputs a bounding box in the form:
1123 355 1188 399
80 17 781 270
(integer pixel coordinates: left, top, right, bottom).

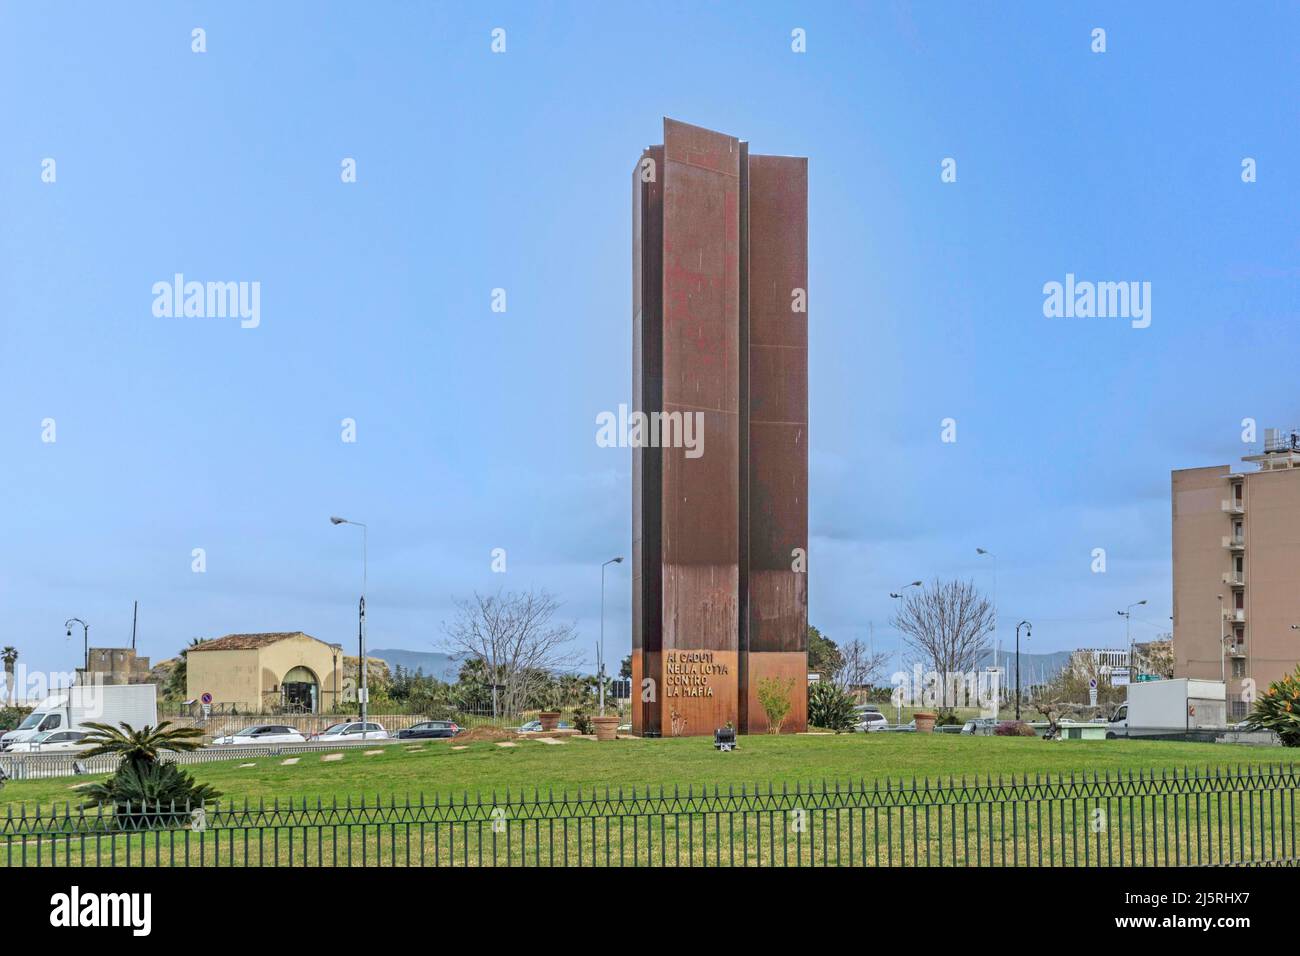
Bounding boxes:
1232 659 1246 678
1230 699 1248 719
1235 556 1243 574
1234 521 1243 540
1235 591 1244 609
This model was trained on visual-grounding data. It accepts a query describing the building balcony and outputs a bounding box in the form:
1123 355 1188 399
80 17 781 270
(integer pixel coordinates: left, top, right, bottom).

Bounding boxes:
1221 499 1245 515
1230 642 1247 658
1230 608 1246 623
1221 571 1246 587
1222 535 1246 551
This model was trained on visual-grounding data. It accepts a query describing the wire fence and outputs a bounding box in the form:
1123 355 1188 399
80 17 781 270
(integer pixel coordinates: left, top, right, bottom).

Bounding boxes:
3 765 1299 867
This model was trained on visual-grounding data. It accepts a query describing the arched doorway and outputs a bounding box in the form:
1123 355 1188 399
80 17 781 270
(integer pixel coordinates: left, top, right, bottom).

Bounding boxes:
282 666 320 713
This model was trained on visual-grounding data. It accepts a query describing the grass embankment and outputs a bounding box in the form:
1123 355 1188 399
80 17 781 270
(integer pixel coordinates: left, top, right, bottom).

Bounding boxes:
3 733 1295 810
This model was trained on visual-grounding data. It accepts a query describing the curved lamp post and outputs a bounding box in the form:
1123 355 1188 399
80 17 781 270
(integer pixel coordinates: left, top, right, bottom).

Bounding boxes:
599 556 624 716
888 582 922 722
1015 620 1032 720
65 618 89 676
330 516 368 738
1118 599 1147 682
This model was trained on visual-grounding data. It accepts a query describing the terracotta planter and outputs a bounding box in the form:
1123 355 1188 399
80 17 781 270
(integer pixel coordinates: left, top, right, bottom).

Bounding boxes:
592 716 619 741
913 711 937 734
538 711 561 731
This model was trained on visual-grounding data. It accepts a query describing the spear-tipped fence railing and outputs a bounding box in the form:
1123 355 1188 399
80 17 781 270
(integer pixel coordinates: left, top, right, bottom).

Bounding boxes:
3 765 1298 867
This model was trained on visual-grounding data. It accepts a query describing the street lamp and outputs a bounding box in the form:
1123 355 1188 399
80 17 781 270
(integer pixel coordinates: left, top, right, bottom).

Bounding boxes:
888 582 922 724
65 618 89 675
599 556 624 716
1117 600 1147 681
1015 620 1031 720
330 516 368 738
976 548 1000 713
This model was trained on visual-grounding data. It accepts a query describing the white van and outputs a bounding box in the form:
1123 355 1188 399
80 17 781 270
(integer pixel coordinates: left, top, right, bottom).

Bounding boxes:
0 684 158 751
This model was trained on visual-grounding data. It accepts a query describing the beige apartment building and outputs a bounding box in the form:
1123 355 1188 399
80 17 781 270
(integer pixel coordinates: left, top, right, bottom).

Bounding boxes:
1173 429 1300 718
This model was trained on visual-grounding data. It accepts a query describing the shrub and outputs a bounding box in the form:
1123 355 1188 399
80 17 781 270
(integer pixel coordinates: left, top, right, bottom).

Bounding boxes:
756 677 795 734
1245 665 1300 746
76 761 221 826
571 708 594 735
74 721 220 827
807 681 855 733
994 720 1036 737
936 712 963 726
0 706 30 732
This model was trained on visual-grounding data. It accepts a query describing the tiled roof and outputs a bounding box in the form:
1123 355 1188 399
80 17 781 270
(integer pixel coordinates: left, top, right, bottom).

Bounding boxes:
189 632 322 652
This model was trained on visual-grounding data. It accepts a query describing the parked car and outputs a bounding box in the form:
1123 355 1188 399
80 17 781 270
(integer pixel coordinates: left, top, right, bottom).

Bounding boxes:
851 704 888 732
395 720 461 740
311 721 388 740
961 717 999 736
7 729 93 753
210 725 307 746
516 720 571 732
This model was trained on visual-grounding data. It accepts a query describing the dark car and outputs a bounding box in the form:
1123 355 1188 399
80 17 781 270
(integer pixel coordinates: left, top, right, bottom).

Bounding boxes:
396 720 461 740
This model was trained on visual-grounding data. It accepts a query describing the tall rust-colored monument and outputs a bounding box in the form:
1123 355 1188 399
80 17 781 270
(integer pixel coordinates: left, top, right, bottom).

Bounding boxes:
632 118 808 737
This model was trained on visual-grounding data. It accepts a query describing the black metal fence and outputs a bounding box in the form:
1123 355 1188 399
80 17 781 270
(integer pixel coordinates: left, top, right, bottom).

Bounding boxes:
4 765 1299 867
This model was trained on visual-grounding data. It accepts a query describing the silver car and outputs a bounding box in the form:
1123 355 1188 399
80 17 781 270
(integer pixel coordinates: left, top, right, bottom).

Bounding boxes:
852 706 889 732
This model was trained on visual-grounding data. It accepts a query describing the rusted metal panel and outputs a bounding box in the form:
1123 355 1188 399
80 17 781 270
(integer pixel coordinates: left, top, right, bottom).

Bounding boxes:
745 154 808 667
632 145 663 737
658 118 740 733
744 652 809 733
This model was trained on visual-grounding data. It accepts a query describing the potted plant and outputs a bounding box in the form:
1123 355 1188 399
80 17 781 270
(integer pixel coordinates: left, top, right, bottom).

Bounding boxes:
591 714 619 741
913 711 937 734
538 683 563 731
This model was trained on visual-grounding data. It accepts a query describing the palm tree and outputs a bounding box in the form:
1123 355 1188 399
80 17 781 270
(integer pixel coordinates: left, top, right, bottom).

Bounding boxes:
1 646 17 706
75 721 218 821
78 721 206 773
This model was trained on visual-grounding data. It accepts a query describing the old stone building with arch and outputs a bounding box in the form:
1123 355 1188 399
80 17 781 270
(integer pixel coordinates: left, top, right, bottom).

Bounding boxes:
186 632 345 714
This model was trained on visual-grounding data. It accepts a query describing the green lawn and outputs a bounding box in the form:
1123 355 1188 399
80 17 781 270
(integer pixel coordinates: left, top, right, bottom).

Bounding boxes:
4 733 1296 812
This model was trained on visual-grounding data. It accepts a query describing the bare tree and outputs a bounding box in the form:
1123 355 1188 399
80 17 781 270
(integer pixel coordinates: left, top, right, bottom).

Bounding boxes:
1134 637 1174 679
441 589 581 717
890 579 993 709
832 638 890 697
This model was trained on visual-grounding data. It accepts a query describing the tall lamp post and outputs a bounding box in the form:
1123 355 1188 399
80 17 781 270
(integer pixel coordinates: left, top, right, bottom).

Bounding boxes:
65 618 89 677
889 581 922 723
975 548 998 673
330 516 368 738
599 556 624 716
1118 599 1147 682
1015 620 1031 720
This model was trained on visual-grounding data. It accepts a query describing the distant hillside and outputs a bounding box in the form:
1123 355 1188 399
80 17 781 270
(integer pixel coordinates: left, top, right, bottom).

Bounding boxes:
368 648 459 682
975 648 1072 686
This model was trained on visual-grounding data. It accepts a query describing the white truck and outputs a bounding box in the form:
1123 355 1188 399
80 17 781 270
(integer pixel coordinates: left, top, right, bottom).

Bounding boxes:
1106 678 1226 739
0 683 158 751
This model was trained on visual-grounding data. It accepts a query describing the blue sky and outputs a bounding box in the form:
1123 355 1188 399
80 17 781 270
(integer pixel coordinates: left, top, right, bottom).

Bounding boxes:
2 1 1297 682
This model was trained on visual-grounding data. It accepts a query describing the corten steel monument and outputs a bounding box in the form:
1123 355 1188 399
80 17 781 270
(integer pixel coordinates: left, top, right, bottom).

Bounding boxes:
631 118 808 737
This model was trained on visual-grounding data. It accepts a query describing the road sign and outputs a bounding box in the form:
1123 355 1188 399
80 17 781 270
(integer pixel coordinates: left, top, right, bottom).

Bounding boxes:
1088 679 1097 689
201 692 213 705
1089 686 1098 707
